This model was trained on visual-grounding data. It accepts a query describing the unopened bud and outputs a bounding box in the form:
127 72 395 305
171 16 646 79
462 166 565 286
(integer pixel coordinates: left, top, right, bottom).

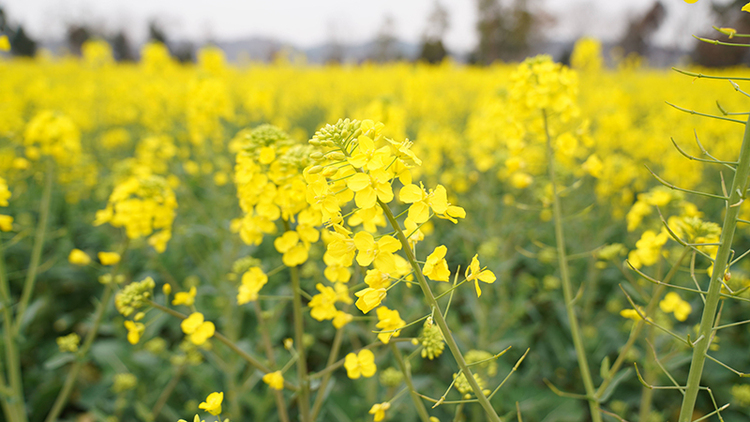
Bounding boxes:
307 165 323 174
327 151 345 161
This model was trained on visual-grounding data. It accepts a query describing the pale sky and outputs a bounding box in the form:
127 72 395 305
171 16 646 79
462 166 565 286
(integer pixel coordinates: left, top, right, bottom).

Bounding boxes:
1 0 720 52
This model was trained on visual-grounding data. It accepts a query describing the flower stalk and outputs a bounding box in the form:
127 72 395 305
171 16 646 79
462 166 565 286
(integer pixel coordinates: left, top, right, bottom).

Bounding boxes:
678 113 750 422
543 110 601 422
378 199 503 422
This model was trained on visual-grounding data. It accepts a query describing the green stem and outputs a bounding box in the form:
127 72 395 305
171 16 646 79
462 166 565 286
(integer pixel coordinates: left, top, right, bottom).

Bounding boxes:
148 300 298 391
638 328 656 422
378 199 502 422
289 263 311 422
45 240 129 422
310 328 343 421
595 248 689 399
15 164 53 336
254 301 289 422
44 284 113 422
0 239 24 422
390 342 431 422
150 364 185 418
543 110 601 422
678 114 750 421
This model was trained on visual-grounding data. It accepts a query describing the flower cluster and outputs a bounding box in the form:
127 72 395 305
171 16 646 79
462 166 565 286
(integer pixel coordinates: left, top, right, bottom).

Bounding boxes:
94 174 177 253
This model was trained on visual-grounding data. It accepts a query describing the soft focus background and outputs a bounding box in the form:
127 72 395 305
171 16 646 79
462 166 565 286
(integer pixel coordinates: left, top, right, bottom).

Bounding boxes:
0 0 747 66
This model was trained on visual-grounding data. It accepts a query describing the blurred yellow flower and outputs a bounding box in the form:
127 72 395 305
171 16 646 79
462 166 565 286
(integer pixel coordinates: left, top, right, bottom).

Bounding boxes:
173 287 197 306
262 371 284 390
98 251 121 266
68 249 91 266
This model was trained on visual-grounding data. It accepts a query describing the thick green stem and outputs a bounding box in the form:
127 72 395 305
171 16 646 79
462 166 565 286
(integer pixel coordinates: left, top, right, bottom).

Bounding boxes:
678 114 750 421
310 328 343 421
543 110 601 422
378 199 502 422
390 342 431 422
0 240 25 422
15 164 53 336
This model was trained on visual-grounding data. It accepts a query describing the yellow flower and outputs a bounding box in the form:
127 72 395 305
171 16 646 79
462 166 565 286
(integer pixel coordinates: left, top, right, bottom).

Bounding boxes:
399 183 465 224
0 35 9 52
172 286 197 306
68 249 92 266
346 169 394 209
353 231 401 267
619 309 643 321
180 312 216 345
98 252 121 266
375 306 405 344
237 267 268 304
423 246 450 282
354 287 387 314
309 283 339 321
344 349 377 379
0 215 12 232
333 311 353 328
348 134 391 171
742 2 750 12
369 402 391 422
198 391 223 415
465 254 496 297
124 320 145 345
660 292 692 322
262 371 284 390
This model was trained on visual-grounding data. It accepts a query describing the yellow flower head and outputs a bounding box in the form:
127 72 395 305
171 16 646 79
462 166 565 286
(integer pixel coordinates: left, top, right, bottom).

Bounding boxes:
369 402 391 422
660 292 692 322
237 267 268 304
0 215 12 232
375 306 405 344
423 246 450 282
98 252 121 266
465 254 496 297
354 287 387 314
198 391 223 415
344 349 377 379
0 35 9 52
124 320 145 345
68 249 92 266
262 370 284 390
173 287 197 306
181 313 215 345
309 283 339 321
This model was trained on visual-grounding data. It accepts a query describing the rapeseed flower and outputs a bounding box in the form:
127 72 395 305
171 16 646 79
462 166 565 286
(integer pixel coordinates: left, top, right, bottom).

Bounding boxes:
198 392 223 415
344 349 377 379
262 371 284 390
423 246 450 282
68 249 91 266
465 254 496 297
